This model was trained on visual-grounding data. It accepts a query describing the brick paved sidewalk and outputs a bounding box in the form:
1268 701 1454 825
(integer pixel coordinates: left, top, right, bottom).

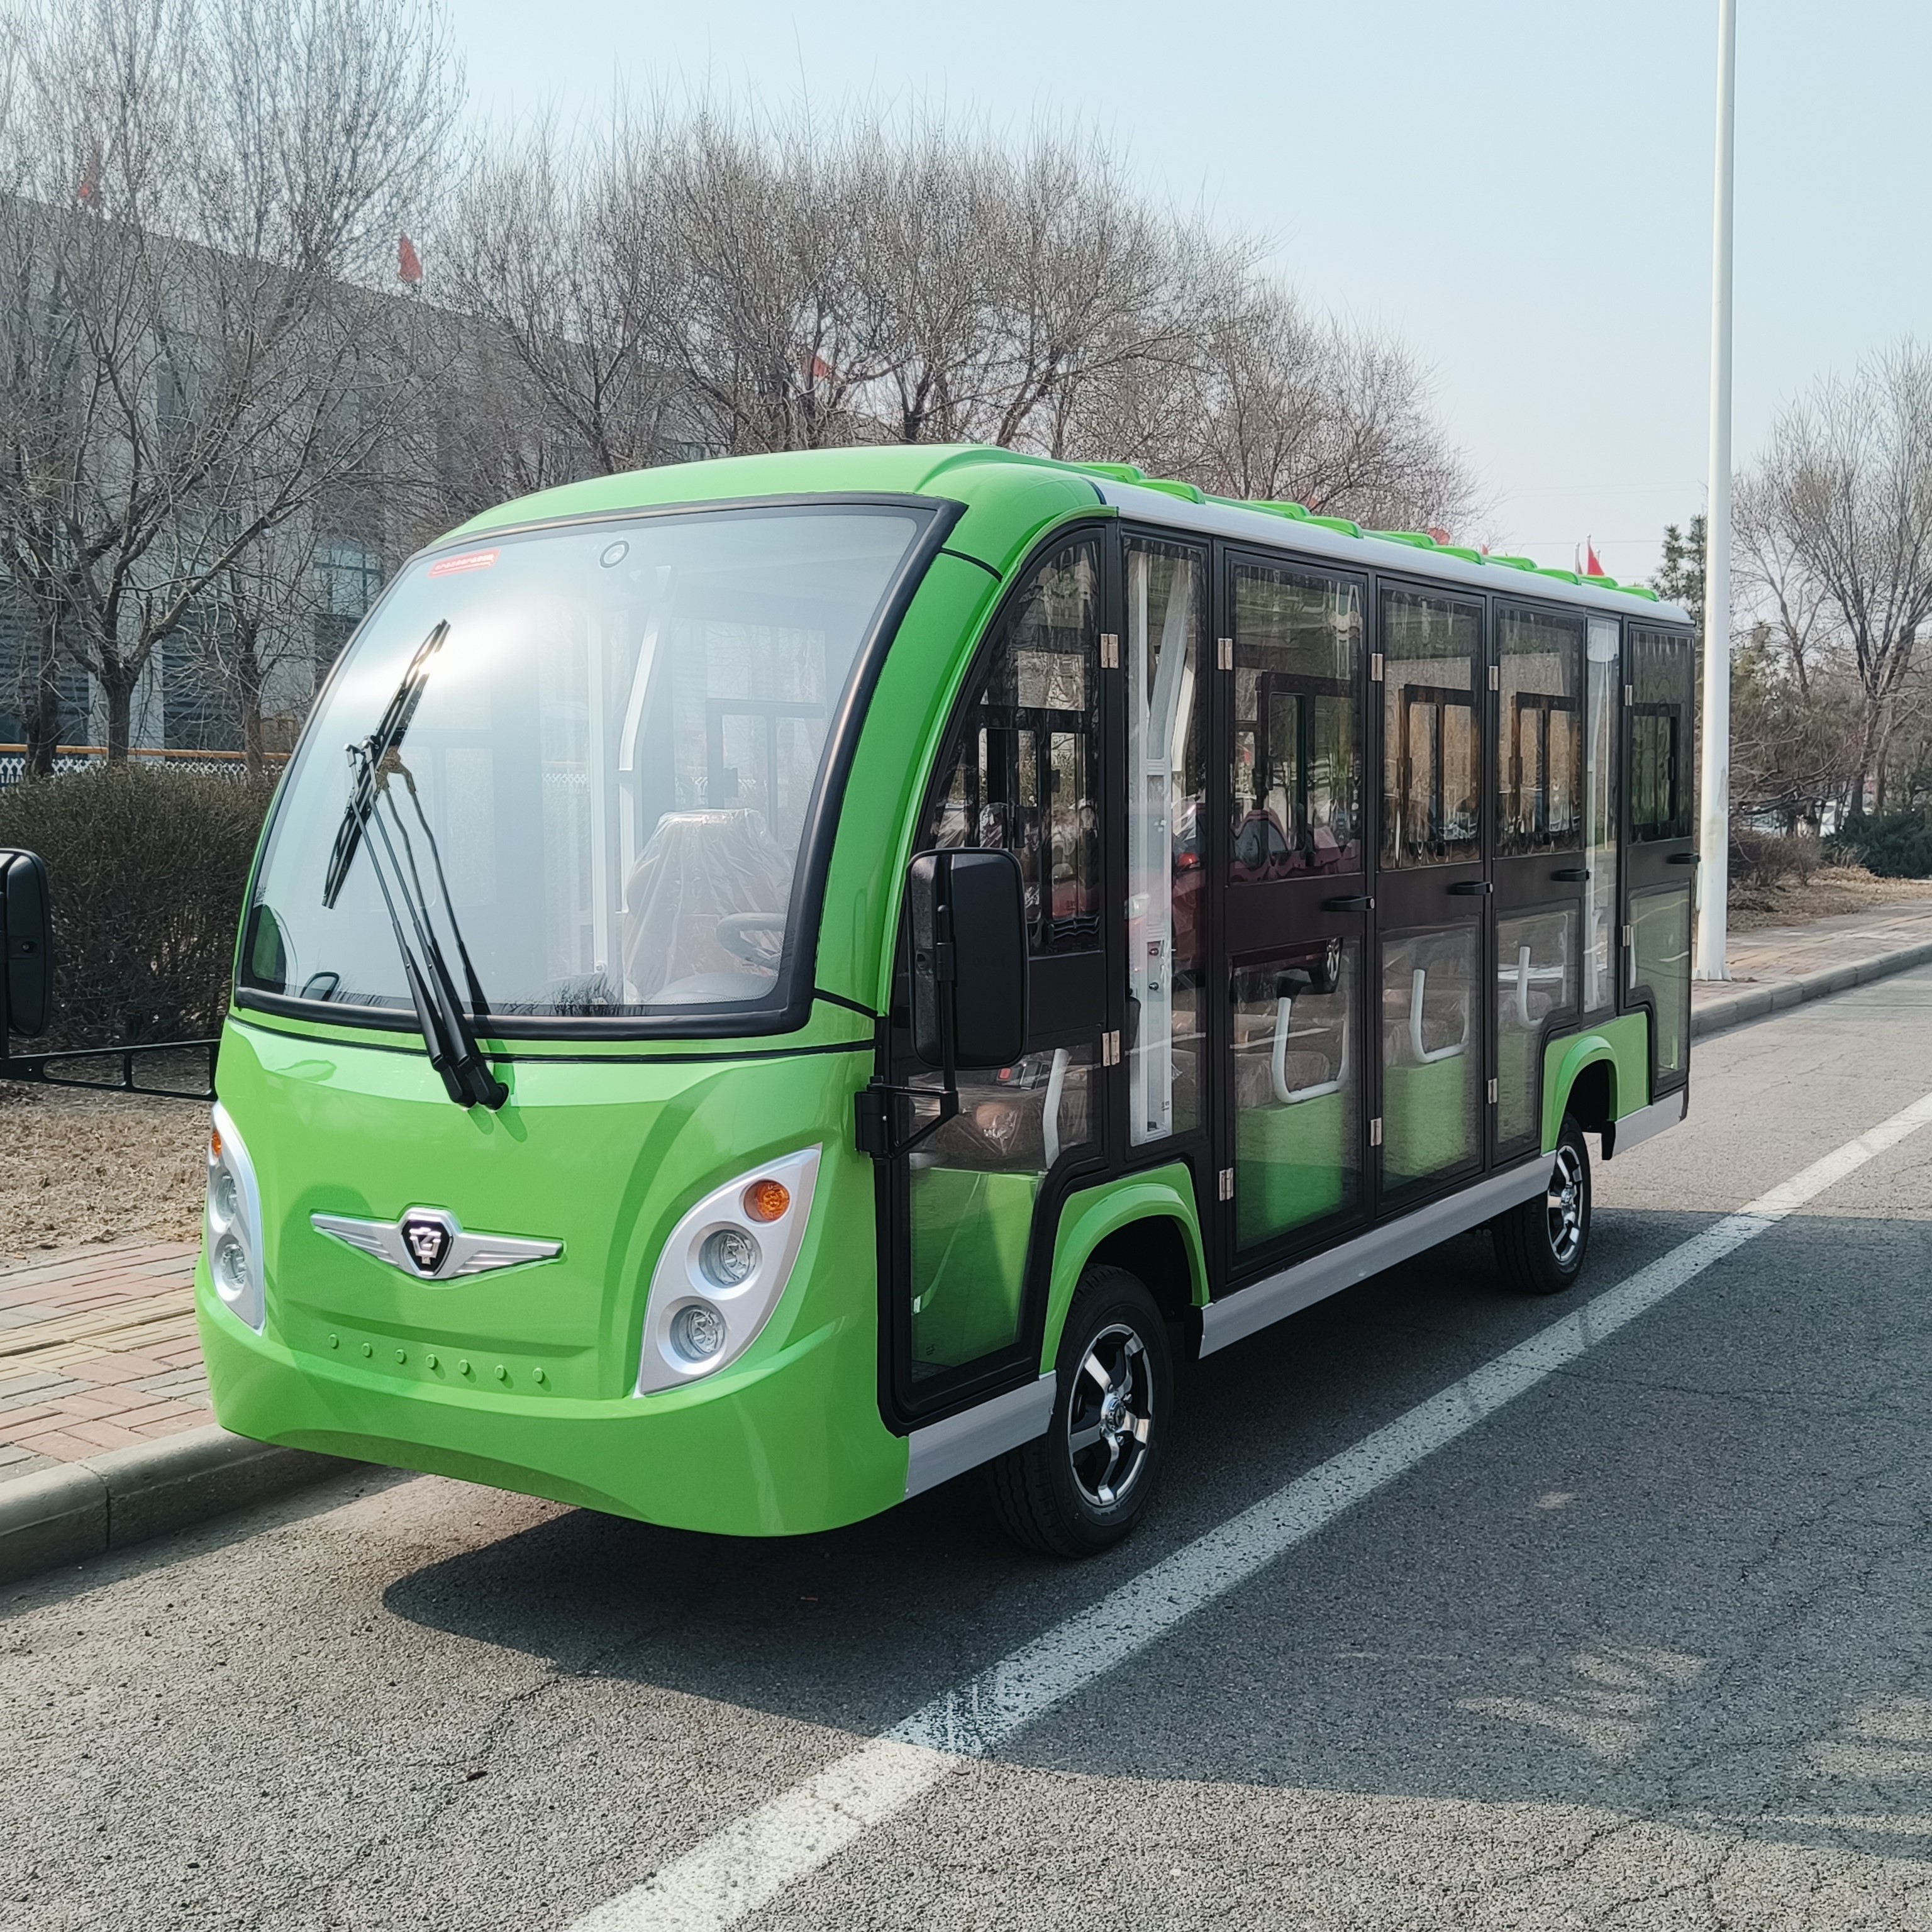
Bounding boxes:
1694 898 1932 1016
0 1242 208 1480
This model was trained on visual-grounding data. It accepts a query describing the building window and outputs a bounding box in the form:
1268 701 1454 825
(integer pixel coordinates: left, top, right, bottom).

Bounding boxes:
313 539 383 679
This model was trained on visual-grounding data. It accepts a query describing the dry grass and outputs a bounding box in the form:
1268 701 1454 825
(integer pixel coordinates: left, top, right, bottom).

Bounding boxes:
1727 864 1932 933
0 1079 206 1260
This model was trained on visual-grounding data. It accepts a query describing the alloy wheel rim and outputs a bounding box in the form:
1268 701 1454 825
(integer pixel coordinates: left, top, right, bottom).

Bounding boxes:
1067 1323 1153 1509
1546 1144 1585 1267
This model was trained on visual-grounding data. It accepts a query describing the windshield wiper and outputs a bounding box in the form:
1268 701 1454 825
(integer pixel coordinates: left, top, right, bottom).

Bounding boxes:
324 621 445 909
346 741 508 1110
324 622 507 1111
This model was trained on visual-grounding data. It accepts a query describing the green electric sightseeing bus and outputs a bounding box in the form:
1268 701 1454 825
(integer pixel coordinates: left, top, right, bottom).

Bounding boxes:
190 445 1695 1555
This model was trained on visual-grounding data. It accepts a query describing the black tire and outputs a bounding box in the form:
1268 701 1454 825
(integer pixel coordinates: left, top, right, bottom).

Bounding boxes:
1493 1114 1592 1296
989 1266 1172 1558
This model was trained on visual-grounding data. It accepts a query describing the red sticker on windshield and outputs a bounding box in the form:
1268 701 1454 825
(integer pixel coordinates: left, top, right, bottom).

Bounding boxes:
429 548 498 577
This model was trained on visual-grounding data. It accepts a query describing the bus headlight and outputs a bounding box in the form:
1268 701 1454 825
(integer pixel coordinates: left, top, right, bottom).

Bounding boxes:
698 1227 760 1289
204 1102 266 1333
636 1146 821 1394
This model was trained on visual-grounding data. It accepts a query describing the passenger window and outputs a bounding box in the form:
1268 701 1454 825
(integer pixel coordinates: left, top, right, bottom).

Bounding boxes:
1230 564 1362 881
1231 940 1361 1246
908 1047 1097 1379
1380 591 1481 869
1496 906 1578 1149
1629 627 1695 841
1497 609 1584 854
924 540 1101 955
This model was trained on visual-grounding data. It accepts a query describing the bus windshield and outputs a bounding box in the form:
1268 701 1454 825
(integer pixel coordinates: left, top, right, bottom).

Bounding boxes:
241 503 927 1024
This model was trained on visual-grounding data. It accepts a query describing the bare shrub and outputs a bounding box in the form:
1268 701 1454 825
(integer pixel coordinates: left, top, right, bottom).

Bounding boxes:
1728 827 1824 891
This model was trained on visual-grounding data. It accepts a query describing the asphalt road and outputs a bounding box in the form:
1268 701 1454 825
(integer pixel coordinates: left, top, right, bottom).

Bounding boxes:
7 971 1932 1931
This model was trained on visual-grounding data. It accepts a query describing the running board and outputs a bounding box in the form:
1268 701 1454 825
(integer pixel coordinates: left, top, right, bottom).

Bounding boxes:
1198 1157 1555 1358
904 1372 1057 1499
1602 1089 1687 1159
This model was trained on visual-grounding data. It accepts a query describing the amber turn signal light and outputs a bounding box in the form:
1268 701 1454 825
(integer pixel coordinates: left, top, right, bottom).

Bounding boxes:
741 1178 791 1223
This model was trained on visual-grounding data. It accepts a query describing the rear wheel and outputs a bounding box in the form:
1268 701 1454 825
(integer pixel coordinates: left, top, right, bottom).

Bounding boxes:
989 1266 1172 1558
1492 1114 1591 1295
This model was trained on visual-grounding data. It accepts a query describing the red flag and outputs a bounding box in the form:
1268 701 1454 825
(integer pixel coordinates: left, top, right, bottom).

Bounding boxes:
397 233 423 285
1584 539 1606 577
75 140 102 206
1425 525 1451 545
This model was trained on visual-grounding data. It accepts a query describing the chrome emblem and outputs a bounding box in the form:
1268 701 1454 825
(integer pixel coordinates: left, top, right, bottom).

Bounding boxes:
400 1213 451 1274
311 1208 561 1281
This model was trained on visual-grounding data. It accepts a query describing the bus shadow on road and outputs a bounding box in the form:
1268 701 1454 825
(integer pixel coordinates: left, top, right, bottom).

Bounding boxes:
382 1207 1932 1865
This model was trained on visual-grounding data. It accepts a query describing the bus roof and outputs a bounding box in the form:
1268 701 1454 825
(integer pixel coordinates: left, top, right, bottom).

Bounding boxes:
446 443 1695 628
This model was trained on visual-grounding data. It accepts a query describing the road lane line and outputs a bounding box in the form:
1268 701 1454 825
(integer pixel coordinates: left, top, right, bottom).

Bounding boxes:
571 1088 1932 1932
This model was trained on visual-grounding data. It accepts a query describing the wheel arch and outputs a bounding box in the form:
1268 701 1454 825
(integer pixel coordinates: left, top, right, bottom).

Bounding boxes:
1040 1165 1207 1372
1543 1033 1620 1149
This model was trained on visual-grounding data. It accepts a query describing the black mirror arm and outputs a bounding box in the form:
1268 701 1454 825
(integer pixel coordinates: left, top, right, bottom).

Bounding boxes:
855 905 963 1163
854 1082 961 1162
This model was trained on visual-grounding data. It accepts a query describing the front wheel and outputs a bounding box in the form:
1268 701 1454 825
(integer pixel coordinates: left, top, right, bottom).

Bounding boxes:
1492 1116 1592 1295
988 1266 1172 1558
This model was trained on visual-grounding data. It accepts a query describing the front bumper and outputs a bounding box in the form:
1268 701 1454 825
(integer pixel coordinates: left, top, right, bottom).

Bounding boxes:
195 1261 908 1537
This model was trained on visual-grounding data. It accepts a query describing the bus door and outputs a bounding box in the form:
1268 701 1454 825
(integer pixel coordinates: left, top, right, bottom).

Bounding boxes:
1622 623 1697 1098
1214 551 1370 1273
1491 605 1589 1159
1373 584 1489 1206
884 532 1112 1424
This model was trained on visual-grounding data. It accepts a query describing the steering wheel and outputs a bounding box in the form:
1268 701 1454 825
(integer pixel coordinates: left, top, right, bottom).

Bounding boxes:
716 912 787 965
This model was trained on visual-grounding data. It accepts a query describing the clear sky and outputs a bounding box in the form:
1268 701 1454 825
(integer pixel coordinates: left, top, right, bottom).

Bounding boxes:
442 0 1929 584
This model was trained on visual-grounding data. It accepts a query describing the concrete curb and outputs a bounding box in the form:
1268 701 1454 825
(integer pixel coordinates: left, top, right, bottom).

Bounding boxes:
0 1426 358 1587
1692 938 1932 1041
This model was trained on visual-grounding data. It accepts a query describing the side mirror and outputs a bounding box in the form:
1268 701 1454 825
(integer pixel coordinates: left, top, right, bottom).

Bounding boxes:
907 848 1029 1071
1 848 53 1038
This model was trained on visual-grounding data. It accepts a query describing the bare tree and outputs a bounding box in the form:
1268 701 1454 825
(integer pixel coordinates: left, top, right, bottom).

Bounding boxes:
984 138 1246 458
633 108 890 455
0 0 455 769
438 108 681 491
1740 341 1932 810
850 118 1013 445
1071 281 1479 534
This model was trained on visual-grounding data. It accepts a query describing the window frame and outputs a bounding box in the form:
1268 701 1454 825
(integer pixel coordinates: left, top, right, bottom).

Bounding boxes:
233 492 958 1043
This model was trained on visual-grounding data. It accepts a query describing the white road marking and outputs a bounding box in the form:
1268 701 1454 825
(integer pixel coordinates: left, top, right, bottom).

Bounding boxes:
570 1089 1932 1932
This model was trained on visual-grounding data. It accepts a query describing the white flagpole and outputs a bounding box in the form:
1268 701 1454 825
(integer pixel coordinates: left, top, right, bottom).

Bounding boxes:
1694 0 1737 981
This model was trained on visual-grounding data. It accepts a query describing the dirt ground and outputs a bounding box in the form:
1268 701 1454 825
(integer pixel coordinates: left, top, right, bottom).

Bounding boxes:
0 1079 207 1260
1725 863 1932 931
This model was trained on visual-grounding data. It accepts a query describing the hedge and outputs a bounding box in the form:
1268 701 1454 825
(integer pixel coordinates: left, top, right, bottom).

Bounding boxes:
1828 809 1932 880
0 765 272 1048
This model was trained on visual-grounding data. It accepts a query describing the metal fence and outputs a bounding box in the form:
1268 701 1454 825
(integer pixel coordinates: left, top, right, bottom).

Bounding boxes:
0 745 284 787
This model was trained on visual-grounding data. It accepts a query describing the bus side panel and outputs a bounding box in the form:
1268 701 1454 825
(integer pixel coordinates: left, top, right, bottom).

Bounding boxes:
811 552 1000 1009
1037 1167 1209 1375
1540 1014 1653 1152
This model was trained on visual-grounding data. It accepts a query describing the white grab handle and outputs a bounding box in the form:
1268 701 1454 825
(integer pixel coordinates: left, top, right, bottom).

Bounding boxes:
1409 965 1467 1065
1042 1046 1070 1166
1272 997 1349 1105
